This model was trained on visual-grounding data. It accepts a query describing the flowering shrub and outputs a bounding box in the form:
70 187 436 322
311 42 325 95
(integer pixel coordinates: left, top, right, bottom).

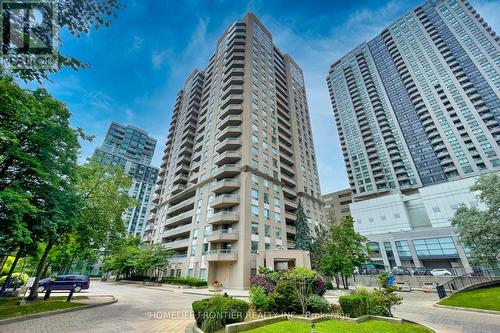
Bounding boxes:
312 276 326 296
249 274 276 294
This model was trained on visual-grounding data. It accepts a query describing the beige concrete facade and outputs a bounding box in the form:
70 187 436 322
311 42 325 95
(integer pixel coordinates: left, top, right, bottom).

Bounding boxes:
144 13 323 289
322 188 352 225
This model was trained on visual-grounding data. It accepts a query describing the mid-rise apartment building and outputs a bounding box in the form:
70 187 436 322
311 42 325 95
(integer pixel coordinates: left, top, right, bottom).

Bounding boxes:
144 13 324 288
93 122 159 237
327 0 499 273
322 189 352 224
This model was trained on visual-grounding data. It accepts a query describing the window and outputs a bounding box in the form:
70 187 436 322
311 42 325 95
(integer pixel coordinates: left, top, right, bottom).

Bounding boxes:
251 189 259 200
395 240 411 257
264 208 270 219
367 242 380 254
251 222 259 235
251 241 259 254
251 205 259 217
275 229 282 240
274 212 281 223
263 193 269 204
413 237 457 257
265 225 271 237
252 174 259 184
199 269 206 281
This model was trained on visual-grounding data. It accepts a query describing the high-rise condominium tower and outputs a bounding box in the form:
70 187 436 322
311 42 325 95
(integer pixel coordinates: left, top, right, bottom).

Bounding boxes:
93 122 159 237
327 0 499 272
144 13 324 288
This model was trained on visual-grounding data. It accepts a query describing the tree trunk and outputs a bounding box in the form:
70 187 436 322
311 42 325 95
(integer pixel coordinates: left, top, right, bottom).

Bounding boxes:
0 255 8 272
334 274 340 289
0 247 23 297
27 241 53 301
41 263 50 278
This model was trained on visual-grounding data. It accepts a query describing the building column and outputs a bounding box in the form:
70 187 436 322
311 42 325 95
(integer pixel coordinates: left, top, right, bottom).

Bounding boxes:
407 240 422 267
452 234 472 273
379 242 391 270
390 241 402 266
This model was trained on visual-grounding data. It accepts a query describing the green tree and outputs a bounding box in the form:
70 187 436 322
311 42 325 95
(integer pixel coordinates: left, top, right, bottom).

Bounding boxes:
451 174 500 270
374 272 402 317
2 1 123 82
286 267 316 314
319 217 367 289
134 243 174 282
294 200 312 251
0 78 84 298
310 224 329 270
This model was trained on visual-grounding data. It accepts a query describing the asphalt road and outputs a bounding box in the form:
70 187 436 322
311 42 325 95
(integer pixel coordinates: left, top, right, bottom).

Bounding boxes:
0 281 204 333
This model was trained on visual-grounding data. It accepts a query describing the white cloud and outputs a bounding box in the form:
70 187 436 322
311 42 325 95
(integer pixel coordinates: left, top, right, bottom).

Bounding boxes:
151 48 172 70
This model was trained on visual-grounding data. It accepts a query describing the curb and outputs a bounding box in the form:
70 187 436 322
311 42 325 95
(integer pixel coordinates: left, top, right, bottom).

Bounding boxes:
434 303 500 315
0 295 118 325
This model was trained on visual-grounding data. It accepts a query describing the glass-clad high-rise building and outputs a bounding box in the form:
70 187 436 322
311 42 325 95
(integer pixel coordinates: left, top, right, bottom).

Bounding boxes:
93 122 159 237
327 0 499 272
144 13 324 288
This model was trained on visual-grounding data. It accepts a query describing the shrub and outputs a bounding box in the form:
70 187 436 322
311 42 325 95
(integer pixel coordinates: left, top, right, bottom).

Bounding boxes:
325 282 334 290
224 298 249 324
339 295 366 318
306 294 331 313
249 274 276 294
258 266 279 280
270 279 301 313
249 286 274 312
312 276 326 296
367 305 390 317
192 296 249 332
161 276 207 287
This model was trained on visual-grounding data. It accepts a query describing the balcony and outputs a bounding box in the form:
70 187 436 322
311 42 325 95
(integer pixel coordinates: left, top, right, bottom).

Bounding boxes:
166 197 195 215
286 225 296 234
287 241 296 249
211 194 239 209
284 199 298 211
213 164 240 179
163 238 190 249
282 187 297 199
215 138 242 153
281 174 296 187
285 212 295 222
208 211 239 225
162 223 192 238
214 151 241 166
206 230 239 242
218 126 242 140
205 249 238 262
218 115 242 131
164 209 193 226
212 179 240 194
171 183 186 195
220 103 243 119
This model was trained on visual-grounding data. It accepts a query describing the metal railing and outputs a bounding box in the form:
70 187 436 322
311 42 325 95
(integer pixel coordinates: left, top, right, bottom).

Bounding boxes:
437 270 499 299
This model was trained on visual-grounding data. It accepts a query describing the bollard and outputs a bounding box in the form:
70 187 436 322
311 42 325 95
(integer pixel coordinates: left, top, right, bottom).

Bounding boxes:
311 322 316 333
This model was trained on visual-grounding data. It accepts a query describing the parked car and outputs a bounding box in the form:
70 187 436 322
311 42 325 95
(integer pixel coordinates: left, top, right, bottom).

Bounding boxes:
421 282 437 293
412 267 431 276
396 281 411 292
37 275 90 292
356 265 379 275
430 269 452 277
392 266 411 275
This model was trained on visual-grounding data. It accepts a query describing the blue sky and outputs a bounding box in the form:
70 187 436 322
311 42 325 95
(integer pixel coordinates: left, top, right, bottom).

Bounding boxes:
32 0 500 194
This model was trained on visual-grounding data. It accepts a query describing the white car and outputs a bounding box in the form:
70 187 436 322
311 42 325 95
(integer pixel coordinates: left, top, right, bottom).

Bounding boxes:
430 268 452 277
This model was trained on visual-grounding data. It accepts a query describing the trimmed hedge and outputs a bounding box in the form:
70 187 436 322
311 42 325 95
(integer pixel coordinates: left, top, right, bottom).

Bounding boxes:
192 296 249 332
306 294 331 313
338 295 367 318
161 276 207 287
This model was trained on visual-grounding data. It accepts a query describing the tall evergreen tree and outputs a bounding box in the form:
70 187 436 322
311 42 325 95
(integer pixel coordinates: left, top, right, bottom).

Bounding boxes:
294 200 312 251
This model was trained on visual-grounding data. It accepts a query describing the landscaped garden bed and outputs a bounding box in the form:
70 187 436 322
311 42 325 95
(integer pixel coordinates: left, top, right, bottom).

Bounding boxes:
438 286 500 312
238 318 433 333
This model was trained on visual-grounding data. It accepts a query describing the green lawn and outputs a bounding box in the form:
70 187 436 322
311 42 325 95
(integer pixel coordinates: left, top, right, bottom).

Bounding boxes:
438 286 500 312
0 296 87 320
242 319 432 333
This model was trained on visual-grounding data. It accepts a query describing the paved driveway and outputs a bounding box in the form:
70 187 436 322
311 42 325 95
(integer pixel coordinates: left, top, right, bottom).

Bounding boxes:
393 291 500 333
0 281 204 333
